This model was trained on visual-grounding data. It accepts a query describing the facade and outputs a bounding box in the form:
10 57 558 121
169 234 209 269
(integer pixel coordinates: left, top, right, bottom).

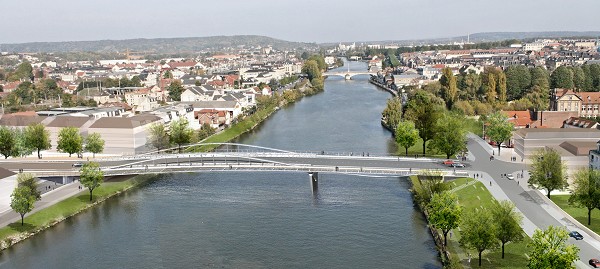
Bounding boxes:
590 141 600 170
550 88 600 118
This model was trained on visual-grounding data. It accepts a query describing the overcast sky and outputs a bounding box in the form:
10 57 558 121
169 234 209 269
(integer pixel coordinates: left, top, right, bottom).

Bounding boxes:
2 0 599 44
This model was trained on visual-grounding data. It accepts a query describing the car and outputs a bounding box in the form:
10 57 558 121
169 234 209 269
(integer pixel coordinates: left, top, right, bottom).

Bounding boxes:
442 160 454 166
72 162 83 168
451 163 465 168
506 174 515 180
590 258 600 268
569 231 583 240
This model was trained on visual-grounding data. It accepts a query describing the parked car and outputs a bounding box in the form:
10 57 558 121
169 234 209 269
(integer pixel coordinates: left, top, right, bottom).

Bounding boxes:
506 174 515 180
442 160 454 166
590 258 600 268
451 163 465 168
72 162 83 168
569 231 583 240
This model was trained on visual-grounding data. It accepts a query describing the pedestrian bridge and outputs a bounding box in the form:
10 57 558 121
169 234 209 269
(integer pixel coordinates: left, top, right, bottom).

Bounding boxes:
324 71 377 80
32 142 468 192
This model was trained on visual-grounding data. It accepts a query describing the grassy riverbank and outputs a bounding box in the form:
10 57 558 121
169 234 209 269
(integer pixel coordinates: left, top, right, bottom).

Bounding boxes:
410 176 530 268
0 175 151 250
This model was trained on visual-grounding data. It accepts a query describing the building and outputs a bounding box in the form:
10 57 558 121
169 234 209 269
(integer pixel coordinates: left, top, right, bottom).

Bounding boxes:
550 88 600 118
589 140 600 170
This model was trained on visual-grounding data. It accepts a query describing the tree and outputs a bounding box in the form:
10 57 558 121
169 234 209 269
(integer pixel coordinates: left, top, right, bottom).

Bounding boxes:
412 170 449 207
571 66 585 91
85 133 105 158
302 60 322 81
197 123 216 141
440 67 458 109
505 65 531 100
170 117 193 153
382 97 403 130
147 122 170 152
527 226 579 269
492 200 524 259
56 127 83 157
17 172 41 201
459 208 497 267
497 72 507 103
485 112 513 154
485 73 497 103
24 123 51 159
430 113 467 159
168 80 184 101
551 66 574 89
163 70 173 79
10 186 36 226
0 126 15 159
428 191 462 247
528 148 568 199
404 90 444 155
568 168 600 225
395 121 419 156
80 161 104 201
11 128 33 158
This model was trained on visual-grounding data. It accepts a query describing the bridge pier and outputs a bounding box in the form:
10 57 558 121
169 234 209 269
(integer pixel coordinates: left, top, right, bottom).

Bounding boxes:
308 172 318 193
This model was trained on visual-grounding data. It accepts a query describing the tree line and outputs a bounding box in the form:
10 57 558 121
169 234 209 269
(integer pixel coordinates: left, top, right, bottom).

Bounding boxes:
0 123 105 159
147 117 216 153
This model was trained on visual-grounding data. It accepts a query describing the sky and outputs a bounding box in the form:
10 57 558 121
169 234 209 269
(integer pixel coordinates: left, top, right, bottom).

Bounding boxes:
2 0 600 44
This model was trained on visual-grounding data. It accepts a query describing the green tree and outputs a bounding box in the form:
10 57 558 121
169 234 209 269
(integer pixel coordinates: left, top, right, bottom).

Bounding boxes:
170 117 193 153
307 55 327 71
11 128 33 158
168 80 184 101
568 168 600 225
530 67 550 90
302 60 322 81
527 226 579 269
430 113 467 159
8 62 33 82
492 200 524 259
24 123 51 159
197 123 216 141
404 90 444 155
505 65 531 100
524 85 550 111
485 73 497 103
0 126 15 159
56 127 83 157
85 133 105 158
412 170 449 207
528 148 568 199
80 161 104 201
459 208 497 267
551 66 574 89
440 67 458 109
148 122 170 152
395 121 419 156
17 172 41 201
428 191 462 247
382 97 403 130
163 70 173 79
485 112 513 154
571 66 585 91
10 186 36 226
497 72 507 103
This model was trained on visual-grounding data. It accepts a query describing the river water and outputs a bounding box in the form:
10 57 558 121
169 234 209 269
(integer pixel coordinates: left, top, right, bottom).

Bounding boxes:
0 61 440 268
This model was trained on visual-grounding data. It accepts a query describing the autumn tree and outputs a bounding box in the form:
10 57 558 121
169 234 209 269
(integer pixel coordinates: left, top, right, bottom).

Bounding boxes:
528 148 568 199
497 72 507 103
486 73 497 103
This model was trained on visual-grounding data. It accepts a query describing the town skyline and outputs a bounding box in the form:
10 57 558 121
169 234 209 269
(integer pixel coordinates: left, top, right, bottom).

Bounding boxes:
2 0 600 44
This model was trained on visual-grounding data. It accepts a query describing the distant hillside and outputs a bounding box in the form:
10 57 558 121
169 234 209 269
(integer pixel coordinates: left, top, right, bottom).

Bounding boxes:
355 31 600 46
0 35 319 53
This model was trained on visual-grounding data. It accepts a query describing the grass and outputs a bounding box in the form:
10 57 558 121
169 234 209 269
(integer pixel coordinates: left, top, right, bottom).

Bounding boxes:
0 176 147 245
393 138 447 158
551 195 600 233
411 176 530 268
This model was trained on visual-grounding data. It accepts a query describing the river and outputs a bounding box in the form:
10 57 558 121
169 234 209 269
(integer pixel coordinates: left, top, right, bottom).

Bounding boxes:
0 60 440 268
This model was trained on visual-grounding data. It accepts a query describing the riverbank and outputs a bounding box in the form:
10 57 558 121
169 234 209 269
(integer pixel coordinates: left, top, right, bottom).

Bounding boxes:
187 79 322 152
368 76 398 97
0 174 153 251
410 176 530 268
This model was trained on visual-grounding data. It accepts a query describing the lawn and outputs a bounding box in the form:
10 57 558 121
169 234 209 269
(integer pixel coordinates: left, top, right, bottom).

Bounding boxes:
551 195 600 233
411 176 530 268
0 176 147 247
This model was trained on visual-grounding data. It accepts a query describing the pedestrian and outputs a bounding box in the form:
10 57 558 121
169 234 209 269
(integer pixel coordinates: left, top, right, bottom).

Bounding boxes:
468 253 471 263
490 181 492 186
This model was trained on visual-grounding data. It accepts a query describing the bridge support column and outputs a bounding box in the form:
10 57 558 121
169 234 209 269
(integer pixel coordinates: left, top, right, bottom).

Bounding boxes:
308 172 318 193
